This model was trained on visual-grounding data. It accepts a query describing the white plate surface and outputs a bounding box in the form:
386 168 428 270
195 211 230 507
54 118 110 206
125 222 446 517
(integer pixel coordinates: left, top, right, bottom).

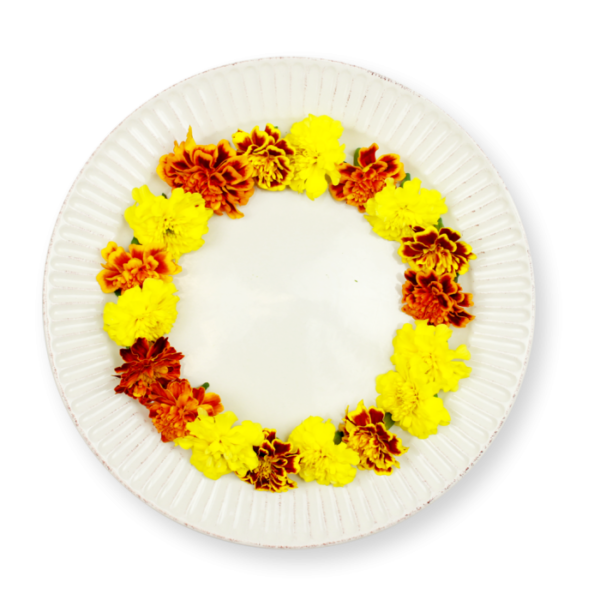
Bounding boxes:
43 57 535 548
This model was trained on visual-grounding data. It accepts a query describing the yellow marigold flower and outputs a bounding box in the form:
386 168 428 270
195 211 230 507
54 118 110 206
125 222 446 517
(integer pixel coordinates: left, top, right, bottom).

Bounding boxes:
364 178 447 242
103 278 179 347
232 123 295 191
391 321 471 392
124 186 213 260
174 411 263 480
400 225 477 276
341 401 408 474
288 416 359 487
285 114 346 200
375 361 450 439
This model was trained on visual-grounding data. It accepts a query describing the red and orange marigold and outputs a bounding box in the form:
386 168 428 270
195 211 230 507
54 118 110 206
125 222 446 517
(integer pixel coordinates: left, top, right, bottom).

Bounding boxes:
97 242 181 294
341 401 408 475
402 269 475 328
145 379 224 443
157 127 255 219
240 429 301 492
329 143 405 212
400 225 476 276
114 337 183 399
232 123 295 191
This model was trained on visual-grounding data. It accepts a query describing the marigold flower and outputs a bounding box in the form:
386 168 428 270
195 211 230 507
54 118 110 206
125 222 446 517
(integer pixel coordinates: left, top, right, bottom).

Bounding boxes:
391 321 471 392
232 124 295 191
103 278 179 347
285 114 346 200
288 416 359 487
402 269 475 328
157 127 254 218
175 411 263 480
240 429 301 492
376 360 451 439
400 225 476 276
145 379 221 443
97 241 181 294
124 186 212 260
330 144 405 212
341 401 408 475
114 336 183 399
364 178 447 242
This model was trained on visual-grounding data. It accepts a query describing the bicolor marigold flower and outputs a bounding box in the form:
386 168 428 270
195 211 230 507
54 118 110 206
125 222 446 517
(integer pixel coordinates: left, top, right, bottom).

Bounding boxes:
391 321 471 392
232 124 295 190
288 416 359 487
157 127 254 219
402 269 475 328
145 379 222 443
97 242 181 294
376 360 451 439
124 186 212 260
285 115 346 199
175 411 263 480
114 336 183 399
364 178 447 241
341 401 408 475
400 225 476 276
330 144 405 212
103 278 179 347
240 429 301 492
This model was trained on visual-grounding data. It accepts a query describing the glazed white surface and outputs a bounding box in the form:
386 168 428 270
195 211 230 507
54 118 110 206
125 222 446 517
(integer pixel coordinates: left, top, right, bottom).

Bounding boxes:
43 58 534 547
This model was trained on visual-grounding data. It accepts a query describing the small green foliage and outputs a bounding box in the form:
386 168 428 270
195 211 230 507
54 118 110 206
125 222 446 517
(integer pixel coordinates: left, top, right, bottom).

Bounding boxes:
353 147 361 166
433 393 439 398
399 172 411 187
333 430 344 445
435 217 444 230
131 237 140 245
114 289 122 297
384 412 394 429
161 193 168 199
454 274 459 283
200 382 210 390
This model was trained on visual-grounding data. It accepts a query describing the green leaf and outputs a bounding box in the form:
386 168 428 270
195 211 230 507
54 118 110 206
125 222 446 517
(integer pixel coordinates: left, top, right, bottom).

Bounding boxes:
200 382 210 390
433 393 439 398
384 412 394 430
454 274 459 283
333 430 344 445
353 147 361 166
435 217 444 230
274 125 279 129
131 237 140 245
161 193 168 199
114 289 122 297
399 172 411 187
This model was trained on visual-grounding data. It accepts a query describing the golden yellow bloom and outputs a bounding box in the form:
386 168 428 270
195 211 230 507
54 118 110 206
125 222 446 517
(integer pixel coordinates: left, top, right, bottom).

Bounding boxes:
124 186 213 260
391 321 471 392
364 178 447 242
341 401 408 474
174 411 263 480
232 123 295 191
376 361 450 439
285 114 346 199
103 278 179 347
288 416 359 487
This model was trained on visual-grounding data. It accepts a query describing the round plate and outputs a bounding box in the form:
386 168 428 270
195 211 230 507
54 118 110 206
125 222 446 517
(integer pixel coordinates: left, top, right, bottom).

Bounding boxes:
43 57 535 548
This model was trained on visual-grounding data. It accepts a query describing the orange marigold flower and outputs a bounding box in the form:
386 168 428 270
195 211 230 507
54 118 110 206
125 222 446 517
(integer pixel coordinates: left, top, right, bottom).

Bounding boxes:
400 225 476 276
97 242 181 294
232 123 295 191
157 127 255 219
240 429 301 492
402 269 475 328
145 379 223 443
341 401 408 475
329 143 405 212
114 336 183 399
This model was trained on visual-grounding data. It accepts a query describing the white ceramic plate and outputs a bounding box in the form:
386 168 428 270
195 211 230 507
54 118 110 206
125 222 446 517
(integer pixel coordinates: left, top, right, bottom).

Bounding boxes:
43 57 534 548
